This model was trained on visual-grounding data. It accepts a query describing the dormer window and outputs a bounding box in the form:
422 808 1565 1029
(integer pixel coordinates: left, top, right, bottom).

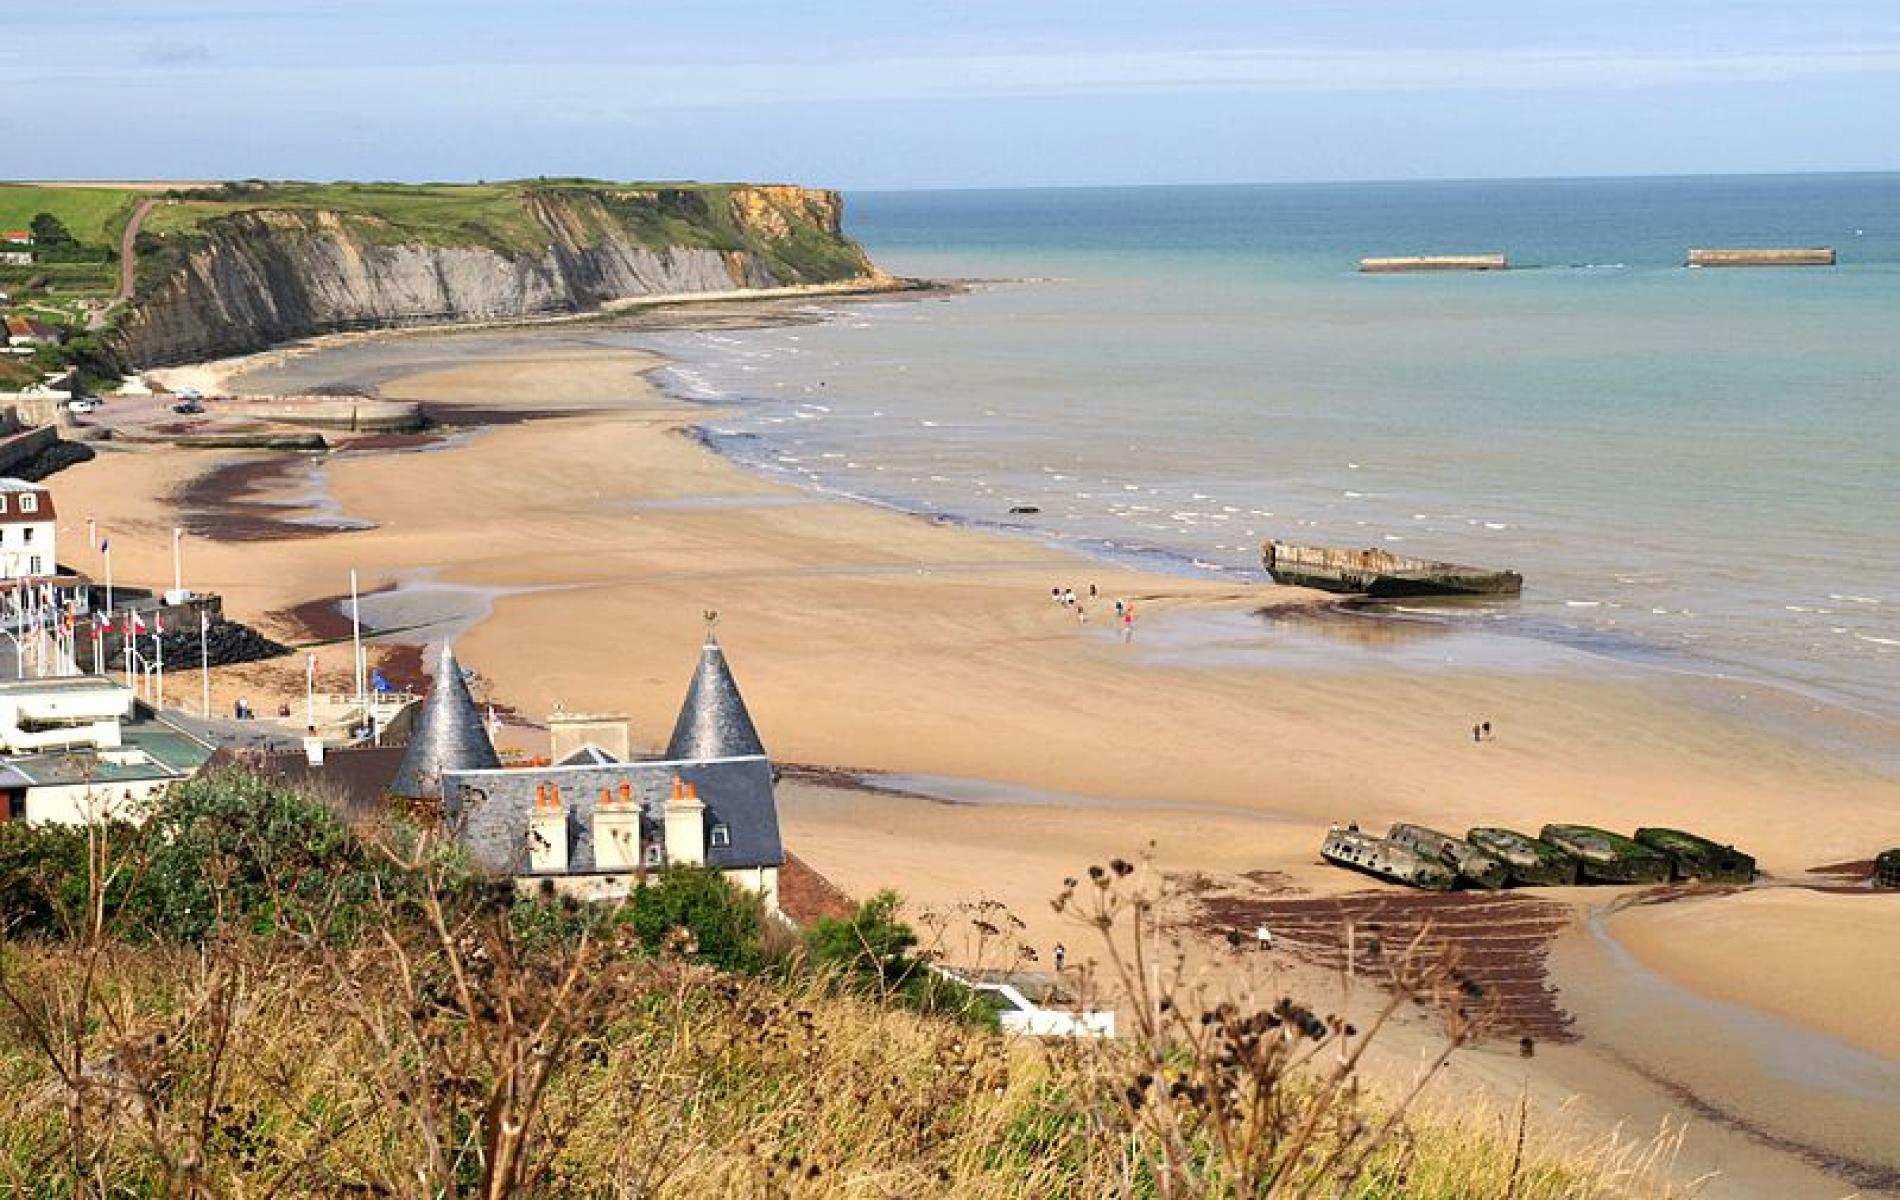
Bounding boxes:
709 823 731 849
18 494 35 514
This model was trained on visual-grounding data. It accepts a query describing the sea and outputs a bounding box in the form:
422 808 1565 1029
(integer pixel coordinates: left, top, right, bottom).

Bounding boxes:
627 174 1900 737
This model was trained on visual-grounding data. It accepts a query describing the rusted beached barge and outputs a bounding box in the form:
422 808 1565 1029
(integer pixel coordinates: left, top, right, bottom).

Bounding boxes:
1263 541 1523 598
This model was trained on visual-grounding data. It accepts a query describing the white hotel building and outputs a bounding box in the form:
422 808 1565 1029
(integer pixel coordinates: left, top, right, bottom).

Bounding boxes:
0 479 55 580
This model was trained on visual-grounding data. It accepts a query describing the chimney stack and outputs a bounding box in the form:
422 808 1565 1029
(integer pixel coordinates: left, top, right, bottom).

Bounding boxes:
528 781 568 872
594 778 643 871
664 776 707 867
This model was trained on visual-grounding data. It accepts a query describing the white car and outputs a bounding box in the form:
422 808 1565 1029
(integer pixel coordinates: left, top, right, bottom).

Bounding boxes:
66 399 98 415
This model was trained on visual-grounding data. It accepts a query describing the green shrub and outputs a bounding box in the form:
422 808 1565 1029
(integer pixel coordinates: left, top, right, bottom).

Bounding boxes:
0 820 93 937
626 866 765 972
806 890 992 1025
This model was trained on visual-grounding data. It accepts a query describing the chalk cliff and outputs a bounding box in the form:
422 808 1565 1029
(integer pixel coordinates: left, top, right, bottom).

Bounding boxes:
111 184 883 367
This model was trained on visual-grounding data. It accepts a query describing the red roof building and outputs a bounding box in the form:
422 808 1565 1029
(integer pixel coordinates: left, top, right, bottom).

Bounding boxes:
1 232 30 246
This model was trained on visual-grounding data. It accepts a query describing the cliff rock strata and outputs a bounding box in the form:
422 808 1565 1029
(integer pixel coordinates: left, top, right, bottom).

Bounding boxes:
112 186 880 367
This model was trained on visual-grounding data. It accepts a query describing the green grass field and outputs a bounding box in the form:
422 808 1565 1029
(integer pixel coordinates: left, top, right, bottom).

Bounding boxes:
139 182 554 251
138 179 760 254
0 185 141 247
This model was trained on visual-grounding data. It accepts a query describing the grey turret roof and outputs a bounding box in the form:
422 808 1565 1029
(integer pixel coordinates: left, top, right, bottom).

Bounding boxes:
389 643 501 799
664 633 765 761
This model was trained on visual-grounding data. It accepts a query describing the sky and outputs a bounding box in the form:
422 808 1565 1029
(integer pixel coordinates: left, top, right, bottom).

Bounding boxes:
6 1 1899 189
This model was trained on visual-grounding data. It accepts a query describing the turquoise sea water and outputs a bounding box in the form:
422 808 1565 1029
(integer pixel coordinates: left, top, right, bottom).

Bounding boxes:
640 176 1899 726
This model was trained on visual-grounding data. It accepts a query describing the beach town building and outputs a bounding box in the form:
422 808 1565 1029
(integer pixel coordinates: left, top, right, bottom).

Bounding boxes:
0 675 214 823
4 316 60 347
0 479 56 579
1 232 30 246
389 635 787 909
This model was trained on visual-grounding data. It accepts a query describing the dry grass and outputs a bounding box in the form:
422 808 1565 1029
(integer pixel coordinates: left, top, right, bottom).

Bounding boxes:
0 826 1692 1197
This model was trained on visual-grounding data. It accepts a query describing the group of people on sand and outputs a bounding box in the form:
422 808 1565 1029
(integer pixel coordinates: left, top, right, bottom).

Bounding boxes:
1049 582 1138 639
1472 719 1494 743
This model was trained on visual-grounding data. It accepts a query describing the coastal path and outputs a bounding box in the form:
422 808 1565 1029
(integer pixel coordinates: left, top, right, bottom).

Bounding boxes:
116 197 159 303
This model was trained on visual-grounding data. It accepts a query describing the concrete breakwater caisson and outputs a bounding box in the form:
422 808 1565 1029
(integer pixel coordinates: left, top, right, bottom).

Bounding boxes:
1359 254 1508 273
1263 540 1523 597
1686 247 1835 267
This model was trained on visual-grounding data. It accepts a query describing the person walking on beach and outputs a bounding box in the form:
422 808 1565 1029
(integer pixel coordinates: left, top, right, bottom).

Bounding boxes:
1114 598 1125 618
1482 720 1493 740
1052 586 1062 604
1064 588 1076 607
1053 943 1066 973
1089 583 1098 600
1473 723 1482 743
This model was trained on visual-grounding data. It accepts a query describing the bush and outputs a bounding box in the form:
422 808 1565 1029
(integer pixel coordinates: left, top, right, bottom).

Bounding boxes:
133 768 419 942
626 866 765 973
0 770 429 945
0 821 93 937
806 889 991 1024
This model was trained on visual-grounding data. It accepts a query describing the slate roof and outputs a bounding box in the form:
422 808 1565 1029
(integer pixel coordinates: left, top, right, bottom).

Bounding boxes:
557 744 621 767
664 633 766 761
444 754 782 876
389 643 500 799
236 744 411 819
0 480 56 524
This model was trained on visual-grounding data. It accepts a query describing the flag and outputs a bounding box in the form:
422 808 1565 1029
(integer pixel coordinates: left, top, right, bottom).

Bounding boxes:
96 614 113 632
154 613 165 636
131 612 148 634
372 668 392 693
99 538 109 554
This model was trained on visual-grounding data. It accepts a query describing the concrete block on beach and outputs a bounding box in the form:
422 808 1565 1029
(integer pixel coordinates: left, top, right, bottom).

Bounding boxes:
1359 253 1508 273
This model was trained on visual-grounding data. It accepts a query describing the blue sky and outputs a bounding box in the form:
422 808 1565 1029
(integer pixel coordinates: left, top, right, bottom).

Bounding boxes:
6 1 1898 188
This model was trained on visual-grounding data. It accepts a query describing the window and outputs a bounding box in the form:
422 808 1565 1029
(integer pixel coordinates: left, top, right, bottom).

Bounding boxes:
28 557 41 574
20 527 31 543
644 843 664 866
17 494 35 513
708 823 731 849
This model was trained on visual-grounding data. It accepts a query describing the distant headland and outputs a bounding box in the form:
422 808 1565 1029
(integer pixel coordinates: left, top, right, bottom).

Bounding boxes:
0 178 900 379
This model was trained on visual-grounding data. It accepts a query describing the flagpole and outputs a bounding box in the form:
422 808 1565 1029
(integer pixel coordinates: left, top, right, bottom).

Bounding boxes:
103 542 113 615
123 607 133 690
306 652 316 732
200 609 210 719
350 569 364 728
154 622 164 710
171 527 183 599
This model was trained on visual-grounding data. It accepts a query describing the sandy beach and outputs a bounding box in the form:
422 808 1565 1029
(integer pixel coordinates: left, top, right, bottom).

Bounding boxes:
57 315 1900 1198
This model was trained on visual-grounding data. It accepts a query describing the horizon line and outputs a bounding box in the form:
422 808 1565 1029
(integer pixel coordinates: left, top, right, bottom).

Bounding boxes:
6 167 1898 194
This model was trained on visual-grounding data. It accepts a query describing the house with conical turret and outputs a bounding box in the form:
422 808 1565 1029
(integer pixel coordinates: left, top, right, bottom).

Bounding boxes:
441 628 785 909
388 643 501 802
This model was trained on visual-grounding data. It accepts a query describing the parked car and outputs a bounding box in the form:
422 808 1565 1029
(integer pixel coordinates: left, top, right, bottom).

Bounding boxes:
174 386 203 401
172 399 205 415
66 399 98 415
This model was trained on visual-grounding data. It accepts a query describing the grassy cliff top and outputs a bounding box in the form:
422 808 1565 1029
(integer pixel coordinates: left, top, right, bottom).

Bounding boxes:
0 184 146 244
1 178 827 254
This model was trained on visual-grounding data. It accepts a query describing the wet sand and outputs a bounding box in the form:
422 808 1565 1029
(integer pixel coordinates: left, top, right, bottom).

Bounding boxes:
56 321 1900 1197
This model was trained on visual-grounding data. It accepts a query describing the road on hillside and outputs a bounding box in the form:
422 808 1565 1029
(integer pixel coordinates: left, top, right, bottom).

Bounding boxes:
117 197 159 302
